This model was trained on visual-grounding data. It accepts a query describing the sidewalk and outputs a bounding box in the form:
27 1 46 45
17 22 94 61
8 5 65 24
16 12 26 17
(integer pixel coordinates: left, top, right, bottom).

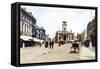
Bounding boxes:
79 46 95 60
20 44 53 64
20 44 50 57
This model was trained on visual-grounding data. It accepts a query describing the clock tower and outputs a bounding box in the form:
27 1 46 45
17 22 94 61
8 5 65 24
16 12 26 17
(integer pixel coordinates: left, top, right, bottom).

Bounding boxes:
62 21 67 32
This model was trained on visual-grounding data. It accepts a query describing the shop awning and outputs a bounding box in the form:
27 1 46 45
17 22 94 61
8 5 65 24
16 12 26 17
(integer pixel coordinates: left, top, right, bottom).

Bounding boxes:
20 35 33 41
20 35 44 42
33 38 44 43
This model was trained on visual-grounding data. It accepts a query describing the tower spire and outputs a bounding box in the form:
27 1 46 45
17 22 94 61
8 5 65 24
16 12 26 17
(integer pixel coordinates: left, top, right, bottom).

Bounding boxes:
62 21 67 32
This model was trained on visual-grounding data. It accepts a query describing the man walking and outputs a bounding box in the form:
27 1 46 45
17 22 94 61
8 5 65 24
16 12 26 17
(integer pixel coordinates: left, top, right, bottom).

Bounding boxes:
51 40 54 48
49 40 52 48
45 41 48 48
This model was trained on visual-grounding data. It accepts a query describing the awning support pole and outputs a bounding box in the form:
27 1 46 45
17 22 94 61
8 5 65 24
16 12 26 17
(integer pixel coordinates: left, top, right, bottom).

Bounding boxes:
22 42 25 48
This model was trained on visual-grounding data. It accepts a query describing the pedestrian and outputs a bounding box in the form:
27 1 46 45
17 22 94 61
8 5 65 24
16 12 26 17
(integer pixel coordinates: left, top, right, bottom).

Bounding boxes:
58 40 61 46
85 40 89 47
39 42 42 47
45 41 48 48
51 40 54 48
49 40 52 48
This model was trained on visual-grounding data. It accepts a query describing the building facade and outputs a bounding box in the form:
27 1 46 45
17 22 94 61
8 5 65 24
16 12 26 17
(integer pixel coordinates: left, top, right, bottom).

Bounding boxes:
77 30 87 43
87 18 96 47
55 21 74 43
20 8 36 48
35 26 45 40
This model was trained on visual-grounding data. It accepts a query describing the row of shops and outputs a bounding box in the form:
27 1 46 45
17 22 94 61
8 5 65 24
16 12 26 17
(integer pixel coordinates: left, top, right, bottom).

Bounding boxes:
75 17 96 48
87 17 96 47
20 35 44 48
20 7 45 48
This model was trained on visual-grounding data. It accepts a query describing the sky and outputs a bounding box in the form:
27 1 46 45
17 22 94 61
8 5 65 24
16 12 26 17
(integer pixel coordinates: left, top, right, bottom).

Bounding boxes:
21 5 95 38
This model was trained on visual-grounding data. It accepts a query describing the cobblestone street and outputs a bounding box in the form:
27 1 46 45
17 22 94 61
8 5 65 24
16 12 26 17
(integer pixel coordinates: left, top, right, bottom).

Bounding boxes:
20 43 95 64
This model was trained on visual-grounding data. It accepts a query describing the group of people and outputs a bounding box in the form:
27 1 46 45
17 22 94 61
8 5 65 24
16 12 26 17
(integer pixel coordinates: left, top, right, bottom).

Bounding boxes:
39 38 80 53
45 39 54 49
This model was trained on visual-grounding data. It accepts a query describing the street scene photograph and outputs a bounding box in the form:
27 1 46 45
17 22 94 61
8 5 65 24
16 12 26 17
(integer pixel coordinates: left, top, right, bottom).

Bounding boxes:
20 5 96 64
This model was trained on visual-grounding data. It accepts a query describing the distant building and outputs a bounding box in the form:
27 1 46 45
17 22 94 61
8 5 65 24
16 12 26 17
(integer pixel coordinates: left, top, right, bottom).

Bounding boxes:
35 26 46 40
77 30 87 43
81 30 87 44
55 21 74 43
76 33 82 41
87 18 96 47
20 8 36 48
45 34 49 41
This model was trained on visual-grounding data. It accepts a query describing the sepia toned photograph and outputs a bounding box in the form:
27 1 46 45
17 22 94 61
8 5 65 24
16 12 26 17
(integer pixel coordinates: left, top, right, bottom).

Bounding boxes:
19 4 97 64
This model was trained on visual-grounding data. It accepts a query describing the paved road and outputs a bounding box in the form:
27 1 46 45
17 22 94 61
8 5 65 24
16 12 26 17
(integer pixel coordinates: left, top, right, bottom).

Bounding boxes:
20 43 95 64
